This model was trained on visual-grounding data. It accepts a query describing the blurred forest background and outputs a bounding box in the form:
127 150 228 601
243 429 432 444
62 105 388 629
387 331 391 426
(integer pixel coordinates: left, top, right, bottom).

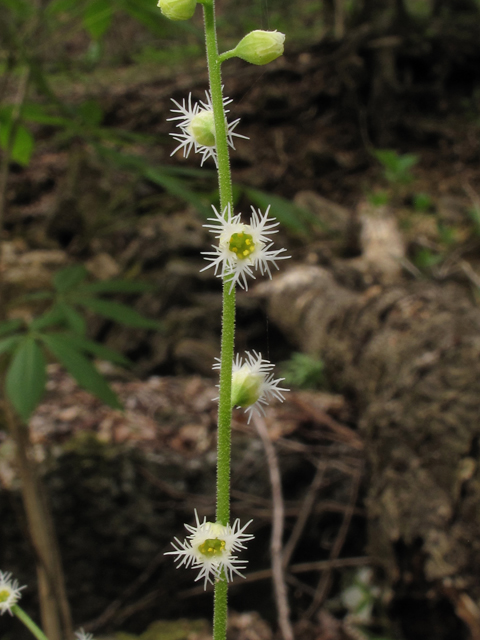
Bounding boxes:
1 1 480 640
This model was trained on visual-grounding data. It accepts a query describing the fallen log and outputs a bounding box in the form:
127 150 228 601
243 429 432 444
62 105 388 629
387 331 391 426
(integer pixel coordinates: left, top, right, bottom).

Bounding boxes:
257 262 480 632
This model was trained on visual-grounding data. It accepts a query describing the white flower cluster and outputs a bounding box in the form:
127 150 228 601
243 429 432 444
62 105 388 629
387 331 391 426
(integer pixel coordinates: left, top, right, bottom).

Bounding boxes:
168 92 247 167
165 511 254 589
214 350 288 422
201 204 289 292
0 571 25 616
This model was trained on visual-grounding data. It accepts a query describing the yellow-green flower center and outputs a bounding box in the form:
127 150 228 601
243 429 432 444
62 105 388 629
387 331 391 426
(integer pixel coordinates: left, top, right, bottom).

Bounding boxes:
189 111 216 147
229 232 255 259
198 537 226 557
0 589 10 603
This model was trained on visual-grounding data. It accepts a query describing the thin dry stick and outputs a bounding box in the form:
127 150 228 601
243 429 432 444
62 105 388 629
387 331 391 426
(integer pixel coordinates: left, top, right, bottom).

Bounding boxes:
282 462 326 569
305 463 363 618
179 556 372 598
253 414 294 640
3 400 74 640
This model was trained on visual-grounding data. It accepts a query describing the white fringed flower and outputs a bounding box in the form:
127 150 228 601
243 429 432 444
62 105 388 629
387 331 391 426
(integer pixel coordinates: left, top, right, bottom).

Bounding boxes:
75 629 94 640
214 351 288 422
0 571 26 615
168 92 247 166
165 511 254 589
201 204 289 292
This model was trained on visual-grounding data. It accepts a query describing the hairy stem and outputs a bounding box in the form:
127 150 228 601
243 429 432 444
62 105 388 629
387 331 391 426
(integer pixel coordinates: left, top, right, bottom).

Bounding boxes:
202 2 236 640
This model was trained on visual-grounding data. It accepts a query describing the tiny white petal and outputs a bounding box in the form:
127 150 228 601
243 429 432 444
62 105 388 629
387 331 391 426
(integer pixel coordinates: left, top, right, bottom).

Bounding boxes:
75 629 94 640
232 351 289 422
201 204 289 292
165 510 254 589
168 92 248 167
0 571 26 616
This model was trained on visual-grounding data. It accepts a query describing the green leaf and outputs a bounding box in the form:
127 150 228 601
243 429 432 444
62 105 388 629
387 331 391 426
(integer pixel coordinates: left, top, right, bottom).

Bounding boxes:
58 303 87 335
41 333 121 409
0 124 35 167
97 146 212 218
30 305 66 331
53 265 88 293
83 0 113 40
22 104 71 127
78 100 103 127
76 297 161 329
55 333 130 366
6 336 46 421
46 0 78 15
0 335 22 356
0 319 23 337
77 279 155 294
245 187 325 234
14 126 35 166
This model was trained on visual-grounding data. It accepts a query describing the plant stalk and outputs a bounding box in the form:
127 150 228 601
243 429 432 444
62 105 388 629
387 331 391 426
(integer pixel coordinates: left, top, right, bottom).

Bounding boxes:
202 3 236 640
12 605 50 640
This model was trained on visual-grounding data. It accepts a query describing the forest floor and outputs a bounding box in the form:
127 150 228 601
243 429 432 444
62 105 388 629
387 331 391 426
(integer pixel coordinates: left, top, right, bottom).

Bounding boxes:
2 27 480 640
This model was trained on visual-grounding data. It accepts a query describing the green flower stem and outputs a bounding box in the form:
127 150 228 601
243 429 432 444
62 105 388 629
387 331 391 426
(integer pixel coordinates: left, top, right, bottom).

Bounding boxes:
12 605 50 640
202 3 236 640
218 50 236 64
202 0 233 211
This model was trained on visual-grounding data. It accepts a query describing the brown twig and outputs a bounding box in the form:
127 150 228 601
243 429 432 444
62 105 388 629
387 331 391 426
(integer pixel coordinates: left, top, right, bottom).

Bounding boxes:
253 414 294 640
282 461 326 569
305 462 363 617
179 556 372 598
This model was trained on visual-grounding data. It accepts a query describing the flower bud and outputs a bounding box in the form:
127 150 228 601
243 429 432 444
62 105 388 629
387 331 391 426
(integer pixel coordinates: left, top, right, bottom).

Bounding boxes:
188 110 216 147
232 30 285 65
231 368 263 408
157 0 196 21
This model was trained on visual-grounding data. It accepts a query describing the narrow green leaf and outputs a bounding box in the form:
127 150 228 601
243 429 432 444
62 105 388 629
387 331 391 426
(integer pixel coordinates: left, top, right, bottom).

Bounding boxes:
0 335 22 356
54 333 130 366
76 280 155 294
76 297 161 330
41 334 121 409
0 319 23 337
53 265 88 293
12 125 35 166
83 0 113 40
30 305 66 331
22 104 71 127
245 187 324 234
6 337 46 421
58 303 87 335
78 100 103 127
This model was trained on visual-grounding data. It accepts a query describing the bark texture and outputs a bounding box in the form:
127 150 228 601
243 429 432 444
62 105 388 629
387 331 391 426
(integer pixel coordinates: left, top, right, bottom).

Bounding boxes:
257 265 480 607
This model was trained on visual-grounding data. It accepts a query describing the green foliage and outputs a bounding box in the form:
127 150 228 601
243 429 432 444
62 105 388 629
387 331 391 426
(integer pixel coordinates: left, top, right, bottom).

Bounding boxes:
245 187 327 235
413 192 433 212
373 149 419 185
6 336 47 422
367 190 390 207
467 205 480 235
281 352 325 389
412 247 442 271
1 265 159 421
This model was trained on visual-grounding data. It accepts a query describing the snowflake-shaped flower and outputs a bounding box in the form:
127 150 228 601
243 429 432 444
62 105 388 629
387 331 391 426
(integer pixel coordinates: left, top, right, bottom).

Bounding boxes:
168 92 248 166
165 511 254 589
201 204 289 292
75 629 94 640
214 351 288 422
0 571 26 616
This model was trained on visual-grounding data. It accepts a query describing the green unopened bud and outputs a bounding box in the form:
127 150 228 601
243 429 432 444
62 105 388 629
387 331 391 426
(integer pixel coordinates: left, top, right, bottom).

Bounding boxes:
157 0 196 21
189 110 216 147
232 30 285 65
231 368 263 408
